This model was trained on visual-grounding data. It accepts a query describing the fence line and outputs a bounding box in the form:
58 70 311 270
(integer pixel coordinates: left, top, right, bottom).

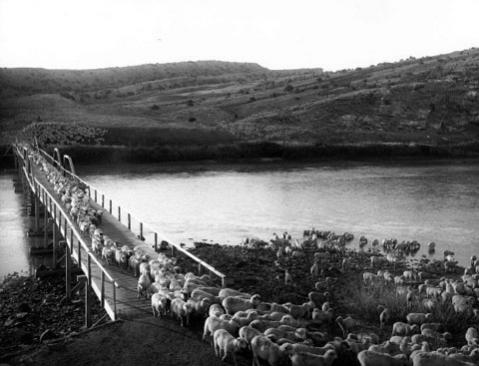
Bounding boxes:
31 145 226 285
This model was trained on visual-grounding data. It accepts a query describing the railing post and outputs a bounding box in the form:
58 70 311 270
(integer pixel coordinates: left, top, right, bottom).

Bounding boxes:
85 253 92 328
52 213 58 267
43 194 48 248
154 233 158 252
221 276 226 288
127 214 131 230
140 222 143 240
34 195 40 232
113 283 117 320
101 194 105 208
94 190 97 203
78 237 81 265
118 206 121 222
109 200 112 214
65 245 71 299
101 272 105 307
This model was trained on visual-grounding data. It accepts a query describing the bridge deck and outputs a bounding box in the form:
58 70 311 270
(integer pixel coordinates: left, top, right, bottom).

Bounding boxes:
32 164 159 319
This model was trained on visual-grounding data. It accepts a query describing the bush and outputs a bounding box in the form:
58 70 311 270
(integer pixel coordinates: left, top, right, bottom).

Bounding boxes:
150 104 159 110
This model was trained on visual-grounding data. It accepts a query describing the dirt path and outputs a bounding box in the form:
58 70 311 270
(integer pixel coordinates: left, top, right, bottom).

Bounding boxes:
12 317 249 366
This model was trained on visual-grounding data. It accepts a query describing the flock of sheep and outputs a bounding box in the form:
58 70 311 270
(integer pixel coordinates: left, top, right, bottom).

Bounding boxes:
28 147 479 366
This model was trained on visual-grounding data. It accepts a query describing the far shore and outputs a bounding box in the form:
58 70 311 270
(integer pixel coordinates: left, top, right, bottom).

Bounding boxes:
3 141 479 168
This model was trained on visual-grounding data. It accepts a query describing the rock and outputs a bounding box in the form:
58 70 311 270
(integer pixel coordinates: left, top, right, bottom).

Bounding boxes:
39 329 57 343
16 312 29 319
4 317 15 327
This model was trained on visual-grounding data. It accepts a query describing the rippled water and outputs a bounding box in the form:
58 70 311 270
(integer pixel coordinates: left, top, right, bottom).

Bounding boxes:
0 172 50 279
78 159 479 266
2 159 479 276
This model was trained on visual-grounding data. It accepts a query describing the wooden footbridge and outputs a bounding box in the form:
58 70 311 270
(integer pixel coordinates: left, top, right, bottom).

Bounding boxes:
13 143 226 326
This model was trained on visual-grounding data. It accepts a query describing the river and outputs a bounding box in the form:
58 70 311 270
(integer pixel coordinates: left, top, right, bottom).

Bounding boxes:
1 159 478 277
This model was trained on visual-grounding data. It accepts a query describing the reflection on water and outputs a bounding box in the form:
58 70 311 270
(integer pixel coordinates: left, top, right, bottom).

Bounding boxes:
0 173 51 279
78 160 479 266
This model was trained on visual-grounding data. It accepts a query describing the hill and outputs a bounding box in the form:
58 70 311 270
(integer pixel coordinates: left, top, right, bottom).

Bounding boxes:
1 51 479 160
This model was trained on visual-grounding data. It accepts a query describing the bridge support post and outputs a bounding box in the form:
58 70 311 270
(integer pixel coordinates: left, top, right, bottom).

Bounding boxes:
34 196 40 231
43 196 48 248
65 249 71 299
52 216 58 267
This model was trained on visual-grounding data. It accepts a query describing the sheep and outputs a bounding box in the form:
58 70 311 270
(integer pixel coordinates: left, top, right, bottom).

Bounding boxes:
183 278 208 295
420 323 443 333
280 342 335 356
250 335 284 366
187 297 212 318
358 350 410 366
410 351 476 366
238 325 262 345
283 302 309 319
392 322 419 336
222 294 261 315
137 273 152 299
170 298 194 327
379 307 391 329
406 313 433 325
151 292 170 318
190 288 220 303
465 327 478 346
212 329 248 366
209 303 226 317
312 308 333 324
203 315 240 340
363 272 378 285
249 319 282 333
289 350 337 366
218 288 251 300
368 341 401 355
232 310 259 327
196 286 221 296
452 295 474 313
336 316 360 337
308 291 329 308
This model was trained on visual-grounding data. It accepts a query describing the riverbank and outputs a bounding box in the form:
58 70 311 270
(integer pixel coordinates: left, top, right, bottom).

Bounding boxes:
0 273 106 359
3 140 479 168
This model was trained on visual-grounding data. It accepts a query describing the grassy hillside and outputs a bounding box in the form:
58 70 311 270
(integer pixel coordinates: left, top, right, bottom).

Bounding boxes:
1 51 479 159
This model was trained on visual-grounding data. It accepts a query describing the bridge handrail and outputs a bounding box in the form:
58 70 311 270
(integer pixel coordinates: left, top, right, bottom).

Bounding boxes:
29 145 227 284
15 144 118 284
34 177 118 284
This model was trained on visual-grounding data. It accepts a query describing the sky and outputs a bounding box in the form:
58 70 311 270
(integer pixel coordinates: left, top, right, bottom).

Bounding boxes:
0 0 478 71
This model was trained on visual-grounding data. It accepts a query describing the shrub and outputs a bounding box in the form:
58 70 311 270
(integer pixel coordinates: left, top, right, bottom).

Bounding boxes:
151 104 159 110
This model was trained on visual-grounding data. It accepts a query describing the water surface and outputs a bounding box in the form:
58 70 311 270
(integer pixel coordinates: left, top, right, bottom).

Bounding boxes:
77 159 479 266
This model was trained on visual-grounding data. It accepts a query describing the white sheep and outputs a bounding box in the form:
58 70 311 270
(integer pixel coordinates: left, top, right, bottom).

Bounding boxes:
358 350 409 366
392 322 419 336
289 350 337 366
170 298 194 327
222 294 261 315
406 313 433 325
250 335 284 366
203 315 240 340
209 303 226 318
218 288 251 300
137 273 152 299
213 329 248 366
151 292 169 318
238 325 262 345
